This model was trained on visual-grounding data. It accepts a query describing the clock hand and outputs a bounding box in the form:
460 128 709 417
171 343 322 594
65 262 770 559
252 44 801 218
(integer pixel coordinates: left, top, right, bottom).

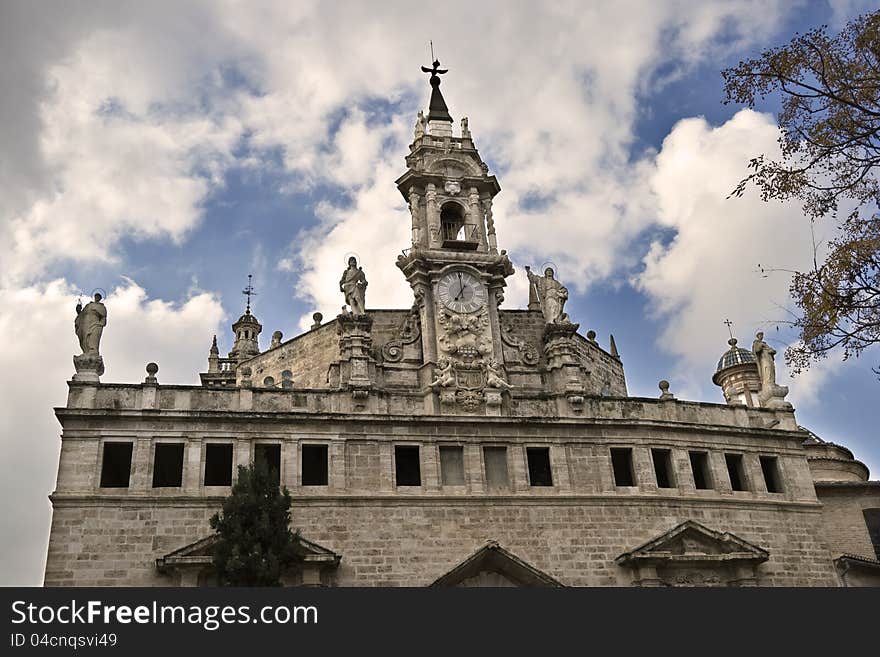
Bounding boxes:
455 272 465 301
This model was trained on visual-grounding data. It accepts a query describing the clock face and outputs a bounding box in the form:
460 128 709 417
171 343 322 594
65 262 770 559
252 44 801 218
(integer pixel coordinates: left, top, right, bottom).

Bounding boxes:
438 270 486 313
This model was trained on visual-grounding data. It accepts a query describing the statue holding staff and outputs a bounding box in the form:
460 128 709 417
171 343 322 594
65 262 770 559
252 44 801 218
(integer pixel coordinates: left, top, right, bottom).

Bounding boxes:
340 256 368 316
75 292 107 356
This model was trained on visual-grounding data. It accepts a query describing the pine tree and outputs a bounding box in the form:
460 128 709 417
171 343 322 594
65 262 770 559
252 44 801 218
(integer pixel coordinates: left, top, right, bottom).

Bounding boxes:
209 460 299 586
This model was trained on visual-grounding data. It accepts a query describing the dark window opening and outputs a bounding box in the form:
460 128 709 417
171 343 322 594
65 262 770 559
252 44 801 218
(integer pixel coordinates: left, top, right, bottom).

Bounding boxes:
99 442 133 488
204 444 233 486
395 445 421 486
254 443 281 486
527 447 553 486
725 454 748 491
651 448 674 488
760 455 783 493
689 451 712 490
441 203 466 242
611 448 635 487
483 446 509 489
152 443 185 488
864 509 880 561
301 444 329 486
440 446 465 486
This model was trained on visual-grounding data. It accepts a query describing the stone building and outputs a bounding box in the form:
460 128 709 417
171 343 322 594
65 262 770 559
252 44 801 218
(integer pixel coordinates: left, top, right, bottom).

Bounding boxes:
45 65 880 587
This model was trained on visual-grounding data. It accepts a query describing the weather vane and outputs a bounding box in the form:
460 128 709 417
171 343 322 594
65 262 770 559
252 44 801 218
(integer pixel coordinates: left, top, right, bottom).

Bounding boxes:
723 318 734 339
421 40 448 85
242 274 257 314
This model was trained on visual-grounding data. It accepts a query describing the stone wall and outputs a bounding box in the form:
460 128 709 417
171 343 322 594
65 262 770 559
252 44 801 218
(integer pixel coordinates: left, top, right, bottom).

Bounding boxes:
814 482 880 560
46 401 839 586
43 497 837 587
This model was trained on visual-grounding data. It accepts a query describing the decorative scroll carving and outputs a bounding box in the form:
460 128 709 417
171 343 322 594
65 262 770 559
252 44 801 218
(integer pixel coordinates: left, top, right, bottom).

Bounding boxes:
382 306 421 362
501 325 540 365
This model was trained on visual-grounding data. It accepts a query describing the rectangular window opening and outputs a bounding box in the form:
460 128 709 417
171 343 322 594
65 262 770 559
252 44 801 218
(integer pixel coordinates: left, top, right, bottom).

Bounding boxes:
439 446 465 486
99 442 133 488
725 453 748 492
204 443 233 486
760 455 783 493
395 445 421 486
301 444 329 486
483 446 509 489
526 447 553 486
651 448 674 489
152 443 185 488
611 448 635 487
689 451 713 490
254 443 282 486
863 509 880 561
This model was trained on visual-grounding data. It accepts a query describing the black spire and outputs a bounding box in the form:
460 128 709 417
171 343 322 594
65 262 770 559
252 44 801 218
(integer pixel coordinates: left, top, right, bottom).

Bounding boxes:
421 59 452 123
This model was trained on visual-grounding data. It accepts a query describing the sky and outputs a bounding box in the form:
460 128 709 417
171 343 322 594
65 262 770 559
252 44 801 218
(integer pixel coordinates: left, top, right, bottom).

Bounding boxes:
1 0 878 586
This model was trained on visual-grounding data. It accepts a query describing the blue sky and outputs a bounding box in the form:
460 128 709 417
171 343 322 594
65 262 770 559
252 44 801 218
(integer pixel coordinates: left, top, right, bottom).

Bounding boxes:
1 0 878 585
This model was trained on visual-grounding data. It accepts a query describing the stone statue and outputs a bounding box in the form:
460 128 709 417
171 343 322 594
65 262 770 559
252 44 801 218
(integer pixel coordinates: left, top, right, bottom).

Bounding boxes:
461 116 471 139
752 331 778 390
340 256 368 316
752 331 791 408
414 111 426 140
486 360 512 390
525 266 570 324
430 358 455 389
75 293 107 356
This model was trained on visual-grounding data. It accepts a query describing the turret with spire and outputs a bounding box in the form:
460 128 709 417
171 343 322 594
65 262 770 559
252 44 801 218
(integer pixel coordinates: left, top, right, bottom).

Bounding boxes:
229 275 262 362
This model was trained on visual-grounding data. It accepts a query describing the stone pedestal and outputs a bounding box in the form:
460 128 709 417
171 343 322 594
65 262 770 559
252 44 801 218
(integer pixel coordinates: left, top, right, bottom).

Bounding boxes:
542 322 587 411
337 313 375 401
72 354 104 383
758 384 792 410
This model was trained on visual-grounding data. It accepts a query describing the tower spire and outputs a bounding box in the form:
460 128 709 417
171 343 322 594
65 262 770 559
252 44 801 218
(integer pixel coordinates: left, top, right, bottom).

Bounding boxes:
421 59 453 125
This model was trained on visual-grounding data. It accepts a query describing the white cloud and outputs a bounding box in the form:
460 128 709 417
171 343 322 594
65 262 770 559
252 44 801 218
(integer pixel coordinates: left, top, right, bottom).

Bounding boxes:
0 278 224 585
635 109 829 398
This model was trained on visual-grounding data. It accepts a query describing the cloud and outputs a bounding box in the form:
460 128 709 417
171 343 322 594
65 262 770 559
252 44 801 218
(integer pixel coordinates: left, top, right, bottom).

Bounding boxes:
635 109 827 397
0 278 224 585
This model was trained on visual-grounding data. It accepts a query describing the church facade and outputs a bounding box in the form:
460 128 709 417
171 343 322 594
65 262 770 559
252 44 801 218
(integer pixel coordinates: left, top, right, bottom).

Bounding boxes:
45 66 880 587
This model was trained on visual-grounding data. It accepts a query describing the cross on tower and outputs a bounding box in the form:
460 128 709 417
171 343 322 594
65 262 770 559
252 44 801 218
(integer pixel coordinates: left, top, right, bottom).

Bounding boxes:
242 274 257 314
723 318 734 339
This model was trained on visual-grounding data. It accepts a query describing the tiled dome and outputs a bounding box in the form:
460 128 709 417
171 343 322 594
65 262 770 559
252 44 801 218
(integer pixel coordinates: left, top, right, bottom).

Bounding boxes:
716 338 755 372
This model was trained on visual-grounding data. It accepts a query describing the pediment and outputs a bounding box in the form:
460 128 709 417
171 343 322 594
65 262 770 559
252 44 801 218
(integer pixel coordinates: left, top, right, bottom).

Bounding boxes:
615 521 769 566
431 540 564 587
156 533 340 573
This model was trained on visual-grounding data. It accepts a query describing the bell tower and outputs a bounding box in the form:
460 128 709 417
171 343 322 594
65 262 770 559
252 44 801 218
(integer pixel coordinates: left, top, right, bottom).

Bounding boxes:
395 62 514 413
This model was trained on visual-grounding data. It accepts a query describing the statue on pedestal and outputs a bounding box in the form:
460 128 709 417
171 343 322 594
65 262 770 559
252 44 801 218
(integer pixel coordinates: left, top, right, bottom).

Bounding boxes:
73 292 107 381
525 266 570 324
340 257 368 316
752 331 790 408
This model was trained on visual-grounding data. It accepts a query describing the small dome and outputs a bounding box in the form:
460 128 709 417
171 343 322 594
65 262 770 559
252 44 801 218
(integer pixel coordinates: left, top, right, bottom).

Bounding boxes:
234 311 260 326
716 338 755 372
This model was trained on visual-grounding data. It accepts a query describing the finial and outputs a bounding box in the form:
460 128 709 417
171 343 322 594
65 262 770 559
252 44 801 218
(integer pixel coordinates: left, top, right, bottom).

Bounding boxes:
242 274 257 314
421 58 448 87
145 362 158 384
609 334 620 359
658 380 674 400
311 312 324 329
723 318 734 339
210 334 219 355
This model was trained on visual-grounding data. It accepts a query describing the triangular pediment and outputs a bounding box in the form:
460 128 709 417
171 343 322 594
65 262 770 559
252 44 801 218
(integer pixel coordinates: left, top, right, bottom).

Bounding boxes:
616 521 768 566
431 540 564 587
156 533 340 572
